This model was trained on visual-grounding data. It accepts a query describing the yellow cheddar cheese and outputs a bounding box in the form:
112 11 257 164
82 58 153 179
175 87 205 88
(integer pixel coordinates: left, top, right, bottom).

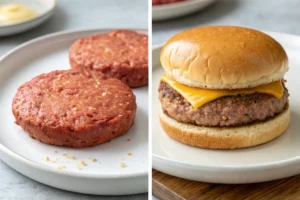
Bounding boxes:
161 74 284 109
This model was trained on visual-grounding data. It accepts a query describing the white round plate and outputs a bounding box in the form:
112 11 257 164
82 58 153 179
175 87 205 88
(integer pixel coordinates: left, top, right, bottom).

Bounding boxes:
152 31 300 184
0 29 148 195
152 0 215 21
0 0 56 36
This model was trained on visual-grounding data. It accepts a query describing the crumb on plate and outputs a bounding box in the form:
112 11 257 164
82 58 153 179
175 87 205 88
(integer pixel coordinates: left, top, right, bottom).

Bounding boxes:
75 163 81 170
62 153 76 160
57 165 66 170
43 156 50 162
77 160 87 166
120 162 127 168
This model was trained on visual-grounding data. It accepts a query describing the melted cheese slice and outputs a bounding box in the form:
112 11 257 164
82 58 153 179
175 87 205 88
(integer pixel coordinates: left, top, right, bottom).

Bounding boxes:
161 74 284 109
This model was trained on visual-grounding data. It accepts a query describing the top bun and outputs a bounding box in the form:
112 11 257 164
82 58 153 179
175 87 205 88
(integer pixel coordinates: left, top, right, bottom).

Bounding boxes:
160 26 288 89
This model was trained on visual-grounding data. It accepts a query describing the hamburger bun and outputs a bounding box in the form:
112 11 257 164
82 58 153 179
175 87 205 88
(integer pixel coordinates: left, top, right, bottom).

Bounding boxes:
160 105 290 149
160 26 288 89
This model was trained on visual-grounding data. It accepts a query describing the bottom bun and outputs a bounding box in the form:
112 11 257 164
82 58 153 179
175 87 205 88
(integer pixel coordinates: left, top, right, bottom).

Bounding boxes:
160 105 290 149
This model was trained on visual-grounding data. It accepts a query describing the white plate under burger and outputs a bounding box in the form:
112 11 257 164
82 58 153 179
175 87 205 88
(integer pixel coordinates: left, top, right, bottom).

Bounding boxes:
152 0 215 21
0 28 148 195
0 0 56 36
152 31 300 184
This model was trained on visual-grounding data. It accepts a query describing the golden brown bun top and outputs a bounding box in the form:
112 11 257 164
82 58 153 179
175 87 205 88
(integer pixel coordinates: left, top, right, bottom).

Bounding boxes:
160 26 288 89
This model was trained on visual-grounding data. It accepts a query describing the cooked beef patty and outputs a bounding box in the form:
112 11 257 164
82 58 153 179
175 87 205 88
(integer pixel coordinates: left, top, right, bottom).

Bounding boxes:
159 81 288 127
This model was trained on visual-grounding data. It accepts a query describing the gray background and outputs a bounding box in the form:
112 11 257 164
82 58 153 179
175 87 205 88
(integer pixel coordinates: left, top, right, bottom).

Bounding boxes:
0 0 148 200
153 0 300 45
152 0 300 199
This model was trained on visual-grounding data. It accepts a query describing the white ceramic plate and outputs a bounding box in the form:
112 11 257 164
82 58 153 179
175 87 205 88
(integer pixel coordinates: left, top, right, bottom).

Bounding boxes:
152 31 300 184
152 0 215 21
0 0 56 36
0 29 148 195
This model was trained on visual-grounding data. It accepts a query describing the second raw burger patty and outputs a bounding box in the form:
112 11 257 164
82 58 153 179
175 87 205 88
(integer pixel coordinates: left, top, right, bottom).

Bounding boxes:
12 70 137 148
159 81 288 127
69 30 148 88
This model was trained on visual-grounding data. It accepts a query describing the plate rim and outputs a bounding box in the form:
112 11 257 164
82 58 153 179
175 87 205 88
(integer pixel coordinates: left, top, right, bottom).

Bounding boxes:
0 0 56 27
152 0 214 11
0 28 148 179
152 30 300 172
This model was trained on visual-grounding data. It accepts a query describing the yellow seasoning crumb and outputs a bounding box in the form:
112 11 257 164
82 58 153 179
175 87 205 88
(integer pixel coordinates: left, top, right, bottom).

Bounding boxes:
80 160 87 166
57 165 66 170
76 161 84 167
54 150 58 153
128 153 132 156
120 162 127 168
43 156 50 162
62 153 76 160
88 156 97 162
75 163 81 170
43 156 59 163
65 155 76 160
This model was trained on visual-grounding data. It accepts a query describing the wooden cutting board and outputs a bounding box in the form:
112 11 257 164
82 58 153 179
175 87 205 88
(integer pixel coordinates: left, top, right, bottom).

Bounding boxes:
152 169 300 200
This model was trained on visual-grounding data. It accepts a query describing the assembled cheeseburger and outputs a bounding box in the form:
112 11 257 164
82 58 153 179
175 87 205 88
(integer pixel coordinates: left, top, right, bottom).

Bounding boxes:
158 26 290 149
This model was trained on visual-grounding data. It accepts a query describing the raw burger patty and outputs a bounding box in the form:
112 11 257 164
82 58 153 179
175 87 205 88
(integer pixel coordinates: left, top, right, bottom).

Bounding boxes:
159 81 288 127
69 30 148 88
12 70 137 148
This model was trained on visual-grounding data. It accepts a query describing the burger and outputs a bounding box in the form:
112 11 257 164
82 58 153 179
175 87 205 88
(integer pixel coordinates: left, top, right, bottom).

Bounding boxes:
158 26 290 149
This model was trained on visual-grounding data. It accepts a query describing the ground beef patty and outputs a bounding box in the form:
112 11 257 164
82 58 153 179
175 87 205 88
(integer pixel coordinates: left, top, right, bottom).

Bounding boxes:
159 81 288 127
12 70 136 148
69 30 148 88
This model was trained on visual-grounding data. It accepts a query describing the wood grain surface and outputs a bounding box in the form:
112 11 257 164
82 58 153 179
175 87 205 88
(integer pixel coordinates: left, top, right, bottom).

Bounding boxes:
153 169 300 200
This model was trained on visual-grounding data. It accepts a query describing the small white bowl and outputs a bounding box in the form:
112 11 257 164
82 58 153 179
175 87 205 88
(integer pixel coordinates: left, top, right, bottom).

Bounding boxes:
0 0 56 36
152 0 215 21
